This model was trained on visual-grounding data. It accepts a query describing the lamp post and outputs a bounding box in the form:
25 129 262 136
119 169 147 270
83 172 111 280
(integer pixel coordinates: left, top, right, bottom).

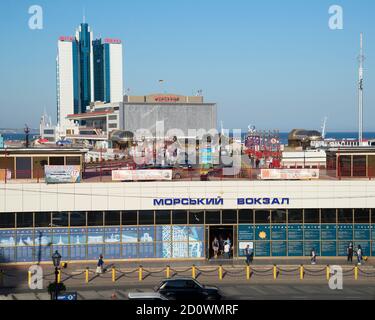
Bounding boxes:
52 250 61 300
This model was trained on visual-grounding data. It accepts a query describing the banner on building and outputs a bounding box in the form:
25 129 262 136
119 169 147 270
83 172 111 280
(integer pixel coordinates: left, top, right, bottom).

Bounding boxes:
259 169 319 180
45 165 81 184
112 169 173 181
0 169 11 181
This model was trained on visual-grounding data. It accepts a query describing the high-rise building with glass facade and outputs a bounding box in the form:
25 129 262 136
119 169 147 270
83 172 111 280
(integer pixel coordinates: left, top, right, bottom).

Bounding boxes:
56 23 123 126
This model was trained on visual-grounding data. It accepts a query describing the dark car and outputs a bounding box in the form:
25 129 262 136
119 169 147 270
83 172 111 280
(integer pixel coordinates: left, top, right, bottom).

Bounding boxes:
154 278 221 300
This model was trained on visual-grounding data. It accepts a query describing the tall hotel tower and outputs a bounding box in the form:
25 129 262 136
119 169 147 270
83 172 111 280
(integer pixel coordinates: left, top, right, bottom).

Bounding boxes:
56 22 123 126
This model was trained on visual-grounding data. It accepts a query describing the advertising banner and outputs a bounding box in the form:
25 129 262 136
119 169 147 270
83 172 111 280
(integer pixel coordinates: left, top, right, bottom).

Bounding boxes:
45 165 81 184
272 241 287 256
260 169 319 180
112 169 172 181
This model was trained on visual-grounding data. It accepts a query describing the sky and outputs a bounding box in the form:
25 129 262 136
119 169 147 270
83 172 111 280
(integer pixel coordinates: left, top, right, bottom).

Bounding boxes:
0 0 374 132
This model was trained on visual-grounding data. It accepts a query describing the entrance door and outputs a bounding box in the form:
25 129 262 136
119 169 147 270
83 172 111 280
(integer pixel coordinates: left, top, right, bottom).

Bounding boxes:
208 226 234 260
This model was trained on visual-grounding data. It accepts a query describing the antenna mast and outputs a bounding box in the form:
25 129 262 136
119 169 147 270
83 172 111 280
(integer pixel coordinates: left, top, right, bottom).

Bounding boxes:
358 33 364 144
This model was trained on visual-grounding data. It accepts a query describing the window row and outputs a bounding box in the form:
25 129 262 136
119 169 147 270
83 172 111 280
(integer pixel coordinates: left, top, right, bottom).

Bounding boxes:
1 209 375 228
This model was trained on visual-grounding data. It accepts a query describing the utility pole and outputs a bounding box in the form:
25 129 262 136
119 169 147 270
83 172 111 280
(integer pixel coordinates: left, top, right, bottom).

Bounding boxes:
358 33 365 144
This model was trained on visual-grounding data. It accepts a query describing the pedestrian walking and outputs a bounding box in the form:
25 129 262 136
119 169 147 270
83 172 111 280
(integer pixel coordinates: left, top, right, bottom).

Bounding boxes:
347 243 353 263
96 254 104 274
356 245 363 265
224 241 230 259
219 236 224 257
226 237 232 258
212 237 219 259
244 245 253 265
310 248 317 265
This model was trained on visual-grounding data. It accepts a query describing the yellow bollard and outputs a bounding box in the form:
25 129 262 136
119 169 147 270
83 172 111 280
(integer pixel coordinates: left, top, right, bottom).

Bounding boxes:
326 265 330 281
192 265 196 279
166 266 170 278
300 265 304 280
246 266 251 280
273 265 277 280
139 266 143 281
219 265 223 281
28 270 32 286
112 267 116 282
57 270 61 283
85 268 89 283
354 266 358 280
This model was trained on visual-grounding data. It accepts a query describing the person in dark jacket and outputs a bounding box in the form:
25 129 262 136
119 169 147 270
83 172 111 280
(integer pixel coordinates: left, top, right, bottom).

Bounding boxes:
347 243 353 263
96 254 104 274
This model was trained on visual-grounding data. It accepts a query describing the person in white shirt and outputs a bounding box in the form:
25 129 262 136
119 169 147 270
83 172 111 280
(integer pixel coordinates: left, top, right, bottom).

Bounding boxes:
224 242 230 259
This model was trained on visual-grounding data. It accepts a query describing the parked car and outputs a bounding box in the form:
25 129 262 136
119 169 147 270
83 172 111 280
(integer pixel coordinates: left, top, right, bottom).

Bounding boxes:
128 292 169 300
154 278 221 300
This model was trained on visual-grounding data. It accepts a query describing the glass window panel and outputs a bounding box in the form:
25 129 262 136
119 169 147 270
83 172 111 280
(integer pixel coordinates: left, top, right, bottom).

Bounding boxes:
35 212 51 228
104 227 121 244
138 226 154 242
222 210 237 224
70 228 87 245
155 210 171 225
172 226 189 242
353 156 366 177
339 155 351 177
87 211 104 226
271 210 286 224
121 227 138 243
16 212 34 228
156 226 172 242
189 211 204 225
70 212 86 226
205 211 221 224
104 211 120 226
52 212 69 227
321 209 337 223
372 209 375 224
0 213 15 228
66 156 81 165
49 157 64 165
172 211 188 224
354 209 370 223
288 209 303 223
139 211 154 225
338 209 353 223
87 227 104 244
238 210 254 224
122 211 137 225
304 209 320 223
16 157 31 179
255 210 270 224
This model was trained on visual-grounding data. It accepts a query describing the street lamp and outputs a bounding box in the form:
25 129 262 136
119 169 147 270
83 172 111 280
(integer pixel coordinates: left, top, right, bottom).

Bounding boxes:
52 250 61 300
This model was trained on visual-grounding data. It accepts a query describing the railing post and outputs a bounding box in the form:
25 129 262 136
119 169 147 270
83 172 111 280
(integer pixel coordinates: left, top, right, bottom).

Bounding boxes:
219 265 223 281
57 269 61 283
326 265 330 281
112 267 116 282
354 266 358 280
192 265 196 279
273 265 277 280
85 267 89 283
246 265 251 280
139 265 143 281
166 265 170 279
28 270 32 286
300 265 304 280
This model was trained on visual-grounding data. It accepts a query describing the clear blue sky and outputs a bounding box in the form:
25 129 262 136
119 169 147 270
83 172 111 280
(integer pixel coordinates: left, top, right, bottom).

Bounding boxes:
0 0 374 131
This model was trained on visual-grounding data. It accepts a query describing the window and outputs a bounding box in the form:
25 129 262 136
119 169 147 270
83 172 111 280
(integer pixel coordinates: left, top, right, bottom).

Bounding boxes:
189 211 204 224
354 209 370 223
321 209 336 223
155 211 171 225
87 211 104 226
222 210 237 224
338 209 353 223
35 212 51 227
66 157 81 165
0 213 15 228
105 211 121 226
108 123 117 129
304 209 320 223
353 156 366 177
70 211 86 226
339 156 351 177
172 211 188 224
271 210 286 224
108 115 117 120
255 210 270 224
49 157 64 165
122 211 137 225
16 212 34 228
139 211 154 225
205 211 221 224
52 212 69 227
238 210 253 224
288 209 303 223
16 157 32 179
372 209 375 224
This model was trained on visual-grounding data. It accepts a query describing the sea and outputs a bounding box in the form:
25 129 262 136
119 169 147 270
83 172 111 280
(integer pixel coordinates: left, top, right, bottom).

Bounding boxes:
2 132 375 145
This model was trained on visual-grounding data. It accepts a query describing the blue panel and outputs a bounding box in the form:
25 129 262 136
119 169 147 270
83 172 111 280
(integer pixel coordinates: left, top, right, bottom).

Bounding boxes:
139 226 154 243
139 243 154 258
188 226 204 242
156 242 172 258
87 245 104 260
372 242 375 256
338 224 353 240
104 244 121 259
304 241 320 256
70 245 87 260
70 228 87 245
304 224 320 240
172 242 189 258
238 225 254 240
156 226 172 242
16 246 34 262
104 227 121 244
271 225 286 240
288 225 303 240
354 224 370 240
288 241 303 256
321 225 337 240
87 228 104 244
321 241 337 256
189 242 204 258
272 241 287 256
34 229 52 246
52 228 69 246
122 243 138 258
0 230 16 247
16 229 34 246
338 241 352 256
52 245 69 260
122 227 138 243
255 225 270 241
0 247 15 263
255 241 270 256
372 225 375 241
354 241 371 257
172 226 189 242
35 245 52 262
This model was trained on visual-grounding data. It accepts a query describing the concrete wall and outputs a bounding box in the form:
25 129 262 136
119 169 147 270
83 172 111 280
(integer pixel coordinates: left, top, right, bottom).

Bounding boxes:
1 180 375 213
